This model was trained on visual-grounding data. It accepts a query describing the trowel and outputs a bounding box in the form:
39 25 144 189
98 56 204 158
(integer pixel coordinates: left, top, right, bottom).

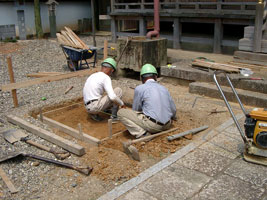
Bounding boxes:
1 129 70 160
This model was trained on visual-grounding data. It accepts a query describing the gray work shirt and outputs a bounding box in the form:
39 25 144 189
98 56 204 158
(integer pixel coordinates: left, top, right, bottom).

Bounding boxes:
132 79 176 124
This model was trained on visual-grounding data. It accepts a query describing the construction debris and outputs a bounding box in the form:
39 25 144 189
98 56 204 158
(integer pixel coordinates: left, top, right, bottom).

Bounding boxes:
0 167 19 194
57 27 89 49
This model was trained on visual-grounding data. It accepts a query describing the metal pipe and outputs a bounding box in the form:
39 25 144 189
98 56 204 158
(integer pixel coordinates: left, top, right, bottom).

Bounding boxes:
146 0 160 39
213 71 248 145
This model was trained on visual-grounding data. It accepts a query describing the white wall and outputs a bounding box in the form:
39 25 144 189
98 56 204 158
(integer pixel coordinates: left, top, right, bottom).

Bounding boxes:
0 1 91 36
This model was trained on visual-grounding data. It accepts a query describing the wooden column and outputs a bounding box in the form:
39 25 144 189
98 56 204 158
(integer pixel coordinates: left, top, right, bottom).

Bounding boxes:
7 57 18 107
173 18 181 49
111 17 117 42
213 19 222 54
91 0 96 47
253 2 264 52
104 39 108 59
139 17 147 36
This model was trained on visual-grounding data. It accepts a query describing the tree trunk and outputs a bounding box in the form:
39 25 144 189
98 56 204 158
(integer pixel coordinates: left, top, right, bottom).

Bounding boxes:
34 0 44 38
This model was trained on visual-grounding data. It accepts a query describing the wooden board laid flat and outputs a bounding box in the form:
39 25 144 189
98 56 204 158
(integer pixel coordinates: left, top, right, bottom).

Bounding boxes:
1 68 99 92
6 115 85 156
40 116 100 146
27 72 64 78
192 59 241 73
0 167 19 194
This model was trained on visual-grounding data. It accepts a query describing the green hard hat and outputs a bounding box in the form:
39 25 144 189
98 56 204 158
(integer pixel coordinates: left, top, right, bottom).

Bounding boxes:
101 58 117 71
140 64 158 76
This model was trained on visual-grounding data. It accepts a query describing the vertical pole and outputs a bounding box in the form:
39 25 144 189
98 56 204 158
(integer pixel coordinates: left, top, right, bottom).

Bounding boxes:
139 17 147 36
91 0 96 47
48 8 57 38
104 40 108 59
108 119 112 138
253 1 264 52
7 57 18 108
111 17 117 42
213 18 222 54
173 18 181 49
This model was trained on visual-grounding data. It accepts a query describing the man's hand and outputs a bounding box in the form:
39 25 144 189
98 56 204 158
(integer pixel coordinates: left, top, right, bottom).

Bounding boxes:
120 105 127 109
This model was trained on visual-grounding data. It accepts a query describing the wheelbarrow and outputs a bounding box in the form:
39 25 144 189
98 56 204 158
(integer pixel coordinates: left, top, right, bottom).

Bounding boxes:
61 45 97 71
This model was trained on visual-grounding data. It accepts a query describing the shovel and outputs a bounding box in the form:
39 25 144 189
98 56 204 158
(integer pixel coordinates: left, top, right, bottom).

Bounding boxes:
1 129 70 160
123 127 180 161
0 151 92 176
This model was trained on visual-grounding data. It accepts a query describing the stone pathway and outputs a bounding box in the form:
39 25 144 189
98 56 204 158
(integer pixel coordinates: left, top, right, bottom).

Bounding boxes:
98 114 267 200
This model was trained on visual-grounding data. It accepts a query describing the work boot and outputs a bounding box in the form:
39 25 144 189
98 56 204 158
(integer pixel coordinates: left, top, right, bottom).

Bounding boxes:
91 114 103 122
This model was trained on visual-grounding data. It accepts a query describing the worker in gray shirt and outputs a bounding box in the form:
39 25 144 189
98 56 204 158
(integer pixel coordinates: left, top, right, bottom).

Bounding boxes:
118 64 176 138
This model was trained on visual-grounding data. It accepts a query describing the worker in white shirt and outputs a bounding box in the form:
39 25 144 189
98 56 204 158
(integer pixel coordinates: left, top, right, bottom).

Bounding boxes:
83 58 124 121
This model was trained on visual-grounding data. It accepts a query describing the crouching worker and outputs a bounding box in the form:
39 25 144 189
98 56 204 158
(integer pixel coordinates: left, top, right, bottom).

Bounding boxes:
118 64 176 138
83 58 124 121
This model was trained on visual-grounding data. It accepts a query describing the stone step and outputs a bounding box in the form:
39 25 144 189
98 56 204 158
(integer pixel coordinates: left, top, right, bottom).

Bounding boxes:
161 65 267 94
189 82 267 108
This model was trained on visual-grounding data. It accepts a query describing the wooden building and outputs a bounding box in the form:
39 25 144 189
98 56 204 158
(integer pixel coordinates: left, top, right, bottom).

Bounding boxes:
110 0 262 53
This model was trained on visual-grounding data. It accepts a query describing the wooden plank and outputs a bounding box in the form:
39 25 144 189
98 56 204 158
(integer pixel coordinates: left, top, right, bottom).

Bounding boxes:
6 115 85 156
1 68 99 92
192 59 241 72
57 33 75 48
41 116 100 146
104 40 108 59
64 27 89 49
63 29 83 49
0 167 19 194
27 72 64 78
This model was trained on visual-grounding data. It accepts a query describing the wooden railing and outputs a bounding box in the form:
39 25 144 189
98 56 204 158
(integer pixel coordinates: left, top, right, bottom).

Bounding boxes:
111 0 257 16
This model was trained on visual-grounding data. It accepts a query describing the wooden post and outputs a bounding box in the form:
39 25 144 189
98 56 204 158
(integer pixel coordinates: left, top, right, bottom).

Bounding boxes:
111 17 117 42
7 57 18 107
104 40 108 59
108 119 112 138
139 17 147 36
34 0 44 38
253 1 264 52
91 0 96 47
213 18 222 54
173 18 181 49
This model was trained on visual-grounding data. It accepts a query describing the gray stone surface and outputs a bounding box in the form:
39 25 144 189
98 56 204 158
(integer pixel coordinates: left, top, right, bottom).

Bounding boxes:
191 174 265 200
189 82 267 107
117 189 158 200
224 125 244 140
176 148 232 177
138 164 211 200
225 159 267 188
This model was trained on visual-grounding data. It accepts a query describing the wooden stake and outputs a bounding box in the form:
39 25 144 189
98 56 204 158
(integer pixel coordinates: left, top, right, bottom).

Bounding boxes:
0 167 19 194
64 86 73 94
104 40 108 59
108 119 112 138
7 57 18 107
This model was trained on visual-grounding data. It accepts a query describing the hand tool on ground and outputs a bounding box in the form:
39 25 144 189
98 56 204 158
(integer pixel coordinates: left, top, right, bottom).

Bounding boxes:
167 125 209 141
2 129 70 160
214 71 267 166
0 166 19 194
123 127 180 161
0 151 92 175
208 108 227 116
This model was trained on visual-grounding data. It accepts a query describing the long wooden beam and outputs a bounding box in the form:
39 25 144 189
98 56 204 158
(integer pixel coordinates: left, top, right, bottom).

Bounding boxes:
6 115 85 156
1 68 99 92
40 116 100 146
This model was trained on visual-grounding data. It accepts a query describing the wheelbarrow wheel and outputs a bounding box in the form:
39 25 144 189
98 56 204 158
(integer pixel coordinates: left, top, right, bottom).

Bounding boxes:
67 60 79 71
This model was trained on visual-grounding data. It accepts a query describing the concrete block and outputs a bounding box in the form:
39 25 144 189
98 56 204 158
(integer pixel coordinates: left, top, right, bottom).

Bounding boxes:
191 175 265 200
225 159 267 188
138 164 211 200
189 82 267 108
176 148 232 177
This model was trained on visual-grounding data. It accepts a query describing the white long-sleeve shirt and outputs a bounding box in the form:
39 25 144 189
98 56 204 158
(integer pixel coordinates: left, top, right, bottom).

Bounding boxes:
83 72 124 106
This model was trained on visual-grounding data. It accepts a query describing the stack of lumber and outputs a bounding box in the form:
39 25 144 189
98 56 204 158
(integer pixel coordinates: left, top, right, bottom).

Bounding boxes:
192 59 242 73
56 27 89 49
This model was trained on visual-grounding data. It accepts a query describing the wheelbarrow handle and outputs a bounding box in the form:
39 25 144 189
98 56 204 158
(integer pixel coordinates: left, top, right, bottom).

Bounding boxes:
23 153 92 175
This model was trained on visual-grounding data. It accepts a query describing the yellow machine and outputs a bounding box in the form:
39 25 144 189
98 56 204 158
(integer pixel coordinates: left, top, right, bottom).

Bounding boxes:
214 71 267 166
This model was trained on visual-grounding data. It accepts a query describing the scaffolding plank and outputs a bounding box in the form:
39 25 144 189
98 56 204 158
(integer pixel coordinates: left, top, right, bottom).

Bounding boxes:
41 116 100 146
6 115 85 156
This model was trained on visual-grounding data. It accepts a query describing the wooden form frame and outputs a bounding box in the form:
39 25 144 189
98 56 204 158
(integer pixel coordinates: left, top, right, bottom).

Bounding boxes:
6 115 85 156
40 102 123 146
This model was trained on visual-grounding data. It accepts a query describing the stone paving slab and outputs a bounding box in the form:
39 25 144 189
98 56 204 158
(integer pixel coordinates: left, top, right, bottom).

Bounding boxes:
191 174 265 200
176 148 233 177
224 158 267 188
224 124 244 140
137 164 211 200
117 189 158 200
